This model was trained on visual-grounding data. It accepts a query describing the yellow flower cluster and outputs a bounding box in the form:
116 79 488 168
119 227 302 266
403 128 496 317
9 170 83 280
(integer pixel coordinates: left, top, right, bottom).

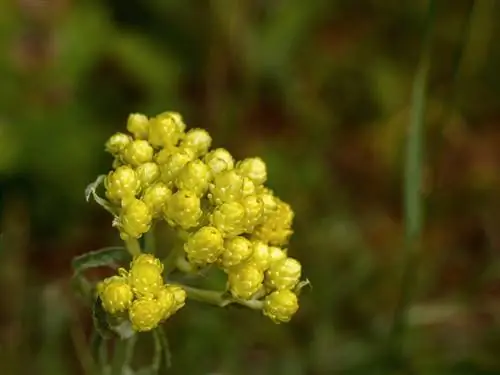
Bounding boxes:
102 111 303 323
97 254 186 332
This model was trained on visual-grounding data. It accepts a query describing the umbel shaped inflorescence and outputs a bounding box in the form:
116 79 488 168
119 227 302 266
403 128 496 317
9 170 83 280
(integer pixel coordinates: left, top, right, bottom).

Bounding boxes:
97 111 305 331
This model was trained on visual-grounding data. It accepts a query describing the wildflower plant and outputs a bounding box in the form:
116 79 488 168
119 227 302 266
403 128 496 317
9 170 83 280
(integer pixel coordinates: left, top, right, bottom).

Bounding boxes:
73 111 308 372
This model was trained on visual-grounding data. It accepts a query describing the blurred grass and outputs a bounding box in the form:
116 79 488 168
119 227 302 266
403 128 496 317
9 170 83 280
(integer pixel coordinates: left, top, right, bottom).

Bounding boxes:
1 0 500 374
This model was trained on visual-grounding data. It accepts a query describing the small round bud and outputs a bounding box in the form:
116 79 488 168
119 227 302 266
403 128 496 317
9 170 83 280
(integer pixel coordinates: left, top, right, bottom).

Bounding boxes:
204 148 234 175
240 194 264 232
180 128 212 157
127 113 150 140
268 246 287 265
136 162 160 189
157 285 176 321
142 182 172 217
129 298 163 332
237 157 267 186
246 241 270 271
209 170 244 204
122 139 154 166
263 289 299 323
220 236 253 269
164 284 186 313
129 262 163 297
105 132 132 155
175 159 211 197
257 188 278 218
131 254 164 273
155 147 178 165
227 264 264 300
148 112 184 148
253 199 294 246
99 276 133 314
119 198 152 239
184 226 224 265
265 257 301 290
241 177 256 197
105 165 140 204
210 201 245 237
164 190 202 229
159 149 194 187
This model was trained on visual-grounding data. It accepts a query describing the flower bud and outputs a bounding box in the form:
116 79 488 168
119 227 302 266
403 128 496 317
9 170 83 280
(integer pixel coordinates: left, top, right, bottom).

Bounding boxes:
227 264 264 300
164 190 202 229
175 159 211 197
210 201 245 237
159 149 194 187
105 165 140 204
164 284 186 313
184 226 224 265
240 194 264 232
265 257 301 290
148 112 184 149
220 236 253 269
131 254 164 273
253 199 294 246
257 188 278 218
204 148 234 175
157 285 176 321
105 132 132 156
268 246 287 265
99 276 133 314
142 182 172 217
129 262 163 297
127 113 150 140
136 162 160 189
180 128 211 157
119 198 152 239
237 157 267 186
129 298 163 332
209 170 244 204
263 289 299 323
246 241 270 271
122 139 154 166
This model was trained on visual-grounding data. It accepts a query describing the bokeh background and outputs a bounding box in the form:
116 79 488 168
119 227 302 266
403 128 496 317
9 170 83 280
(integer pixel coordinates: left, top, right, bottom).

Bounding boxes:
1 0 500 374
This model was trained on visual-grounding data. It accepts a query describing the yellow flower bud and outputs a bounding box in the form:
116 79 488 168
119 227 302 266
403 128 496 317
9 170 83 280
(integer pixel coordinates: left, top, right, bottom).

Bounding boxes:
131 254 164 273
236 157 267 186
164 284 186 313
265 257 301 290
148 112 184 149
263 289 299 323
157 285 176 321
99 276 133 315
210 201 245 237
119 198 152 239
220 236 253 269
127 113 150 140
156 111 186 133
184 226 224 265
246 240 270 271
164 190 202 229
129 297 163 332
142 182 172 218
268 246 287 265
159 149 195 187
209 170 244 204
240 194 264 232
253 198 294 246
180 128 212 157
175 159 211 197
227 264 264 300
105 132 132 156
204 148 234 175
136 162 160 189
257 188 278 218
155 147 178 165
122 139 154 166
129 262 163 297
105 165 140 204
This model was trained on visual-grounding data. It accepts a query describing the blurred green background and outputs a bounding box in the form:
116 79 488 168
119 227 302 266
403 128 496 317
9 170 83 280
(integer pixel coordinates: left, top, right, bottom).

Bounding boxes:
1 0 500 374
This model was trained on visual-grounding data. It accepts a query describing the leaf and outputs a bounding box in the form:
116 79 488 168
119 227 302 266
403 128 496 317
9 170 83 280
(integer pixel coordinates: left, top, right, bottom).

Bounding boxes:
85 174 118 215
72 246 130 275
92 297 115 339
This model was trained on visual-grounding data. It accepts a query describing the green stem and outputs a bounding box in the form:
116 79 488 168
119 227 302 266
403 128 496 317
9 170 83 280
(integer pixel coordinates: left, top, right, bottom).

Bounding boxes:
124 238 142 257
387 0 436 368
182 285 263 310
152 329 161 374
111 336 136 375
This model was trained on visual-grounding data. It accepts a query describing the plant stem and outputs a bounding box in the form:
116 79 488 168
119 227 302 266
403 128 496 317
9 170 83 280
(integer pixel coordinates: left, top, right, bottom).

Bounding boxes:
111 336 136 375
387 0 436 367
152 329 161 374
124 238 142 257
182 285 263 310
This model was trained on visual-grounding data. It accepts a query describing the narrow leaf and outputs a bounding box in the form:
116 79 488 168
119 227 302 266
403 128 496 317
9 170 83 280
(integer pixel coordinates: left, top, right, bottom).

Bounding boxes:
85 174 118 215
72 247 130 275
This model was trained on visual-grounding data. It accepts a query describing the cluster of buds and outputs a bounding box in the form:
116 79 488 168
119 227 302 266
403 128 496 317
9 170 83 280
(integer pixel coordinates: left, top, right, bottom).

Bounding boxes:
100 111 304 327
98 254 186 332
